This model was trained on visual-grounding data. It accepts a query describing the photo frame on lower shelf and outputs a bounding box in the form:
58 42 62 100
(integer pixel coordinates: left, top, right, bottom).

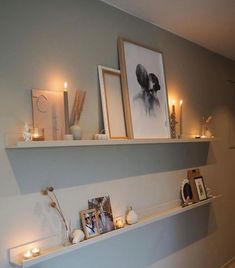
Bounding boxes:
188 169 208 202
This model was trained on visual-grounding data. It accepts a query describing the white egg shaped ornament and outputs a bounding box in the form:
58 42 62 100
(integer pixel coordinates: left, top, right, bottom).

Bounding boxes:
71 229 85 244
126 206 138 225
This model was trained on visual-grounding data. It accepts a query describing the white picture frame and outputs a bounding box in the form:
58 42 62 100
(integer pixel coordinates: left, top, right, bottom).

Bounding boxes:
118 37 171 139
98 65 127 139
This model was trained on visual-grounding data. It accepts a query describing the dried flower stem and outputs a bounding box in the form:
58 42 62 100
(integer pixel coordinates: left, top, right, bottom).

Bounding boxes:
42 186 69 232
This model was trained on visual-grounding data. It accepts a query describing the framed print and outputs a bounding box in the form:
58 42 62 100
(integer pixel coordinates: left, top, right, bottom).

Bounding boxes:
188 169 207 202
98 66 127 139
118 37 170 139
193 176 207 201
88 196 115 234
188 169 200 202
32 89 65 140
80 209 100 239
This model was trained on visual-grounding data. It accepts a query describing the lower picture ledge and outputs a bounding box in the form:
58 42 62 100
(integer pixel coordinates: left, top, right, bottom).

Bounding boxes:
9 195 222 268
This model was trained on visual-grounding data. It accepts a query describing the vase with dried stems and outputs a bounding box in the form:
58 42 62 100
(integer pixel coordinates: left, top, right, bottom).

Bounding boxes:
42 186 71 246
69 90 86 140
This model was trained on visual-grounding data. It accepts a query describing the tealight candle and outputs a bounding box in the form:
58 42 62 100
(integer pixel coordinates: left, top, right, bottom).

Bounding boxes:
32 247 40 257
23 249 32 260
115 217 125 229
30 127 45 141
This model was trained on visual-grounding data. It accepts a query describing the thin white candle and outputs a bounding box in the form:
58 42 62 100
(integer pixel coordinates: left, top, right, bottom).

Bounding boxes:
63 81 69 135
180 100 183 137
172 100 176 114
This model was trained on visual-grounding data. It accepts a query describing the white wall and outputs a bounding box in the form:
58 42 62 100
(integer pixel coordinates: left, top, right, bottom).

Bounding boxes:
0 0 235 267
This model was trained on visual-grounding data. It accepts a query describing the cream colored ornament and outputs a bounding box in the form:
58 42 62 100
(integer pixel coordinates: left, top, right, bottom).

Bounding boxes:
71 229 85 244
126 206 138 225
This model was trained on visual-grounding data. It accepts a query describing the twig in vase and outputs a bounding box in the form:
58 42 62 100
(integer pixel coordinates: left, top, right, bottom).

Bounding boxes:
41 186 69 233
69 90 80 127
76 91 86 125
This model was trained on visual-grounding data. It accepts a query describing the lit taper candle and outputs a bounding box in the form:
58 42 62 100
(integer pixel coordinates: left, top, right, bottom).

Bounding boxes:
63 81 69 135
179 100 183 137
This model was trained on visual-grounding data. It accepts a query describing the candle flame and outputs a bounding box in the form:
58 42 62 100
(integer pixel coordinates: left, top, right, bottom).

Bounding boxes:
172 100 176 105
180 100 183 105
64 81 68 91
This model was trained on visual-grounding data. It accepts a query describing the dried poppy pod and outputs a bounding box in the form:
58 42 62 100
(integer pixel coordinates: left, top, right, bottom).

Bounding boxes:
47 186 54 192
50 202 57 208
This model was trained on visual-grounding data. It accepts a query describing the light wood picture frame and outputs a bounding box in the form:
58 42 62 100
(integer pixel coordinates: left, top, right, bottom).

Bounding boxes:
188 169 207 202
32 89 65 140
80 208 100 239
118 37 171 139
98 65 127 139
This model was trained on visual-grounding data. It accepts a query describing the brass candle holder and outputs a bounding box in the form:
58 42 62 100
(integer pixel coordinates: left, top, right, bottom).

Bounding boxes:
170 111 178 139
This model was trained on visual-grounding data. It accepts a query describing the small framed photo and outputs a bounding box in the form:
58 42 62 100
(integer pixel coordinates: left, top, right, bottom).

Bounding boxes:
88 196 115 234
80 209 100 239
193 176 207 201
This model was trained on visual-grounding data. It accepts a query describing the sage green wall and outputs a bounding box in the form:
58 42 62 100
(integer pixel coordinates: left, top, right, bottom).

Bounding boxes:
0 0 235 267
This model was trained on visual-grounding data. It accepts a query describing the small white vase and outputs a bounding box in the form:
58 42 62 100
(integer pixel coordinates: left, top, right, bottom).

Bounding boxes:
70 125 82 140
126 206 138 225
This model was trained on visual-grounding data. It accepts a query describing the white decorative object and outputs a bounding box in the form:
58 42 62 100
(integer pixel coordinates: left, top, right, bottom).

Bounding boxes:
63 134 74 140
94 133 108 140
71 229 85 244
126 206 138 225
70 124 82 140
23 123 32 141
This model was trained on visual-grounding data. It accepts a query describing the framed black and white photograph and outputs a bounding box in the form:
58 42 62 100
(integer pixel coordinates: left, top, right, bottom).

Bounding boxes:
194 176 207 201
80 209 100 239
98 66 127 139
88 196 115 234
118 37 170 139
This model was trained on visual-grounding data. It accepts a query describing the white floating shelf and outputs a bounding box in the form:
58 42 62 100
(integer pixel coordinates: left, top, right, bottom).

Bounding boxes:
6 138 215 149
10 195 221 267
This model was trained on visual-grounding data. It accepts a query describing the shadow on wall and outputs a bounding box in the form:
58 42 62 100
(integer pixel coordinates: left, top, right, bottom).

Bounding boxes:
37 204 215 268
6 142 215 194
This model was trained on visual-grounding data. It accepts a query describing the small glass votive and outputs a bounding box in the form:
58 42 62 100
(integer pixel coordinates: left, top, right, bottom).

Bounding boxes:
31 247 41 257
30 128 45 141
23 249 32 260
114 217 125 229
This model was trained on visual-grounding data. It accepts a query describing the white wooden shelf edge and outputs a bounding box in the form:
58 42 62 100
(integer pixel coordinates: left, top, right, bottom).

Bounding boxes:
6 137 216 149
10 194 222 267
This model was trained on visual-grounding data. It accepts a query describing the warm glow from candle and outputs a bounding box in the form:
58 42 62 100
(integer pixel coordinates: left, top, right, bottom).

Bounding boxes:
172 100 176 105
64 81 68 92
33 128 39 138
180 100 183 106
115 217 125 229
23 249 32 259
32 247 40 257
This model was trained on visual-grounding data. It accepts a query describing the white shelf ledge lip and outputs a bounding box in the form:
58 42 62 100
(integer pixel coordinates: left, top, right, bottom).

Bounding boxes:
10 195 221 267
6 138 215 149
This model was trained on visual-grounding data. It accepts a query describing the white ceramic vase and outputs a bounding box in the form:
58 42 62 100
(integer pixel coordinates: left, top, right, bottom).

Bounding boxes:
70 125 82 140
126 206 138 225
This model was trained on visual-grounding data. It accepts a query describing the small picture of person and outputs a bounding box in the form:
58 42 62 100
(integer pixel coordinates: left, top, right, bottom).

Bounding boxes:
80 209 100 239
88 196 115 234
